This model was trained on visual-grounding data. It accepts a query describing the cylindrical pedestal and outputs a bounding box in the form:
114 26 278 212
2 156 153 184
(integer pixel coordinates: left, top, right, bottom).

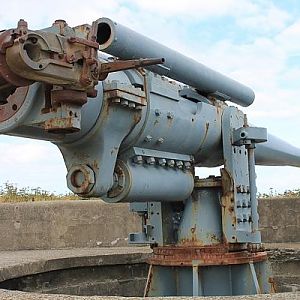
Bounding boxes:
145 177 273 296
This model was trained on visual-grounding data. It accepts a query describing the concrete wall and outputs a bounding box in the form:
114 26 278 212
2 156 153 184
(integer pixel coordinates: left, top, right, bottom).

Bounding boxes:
0 200 141 250
259 198 300 243
0 197 298 250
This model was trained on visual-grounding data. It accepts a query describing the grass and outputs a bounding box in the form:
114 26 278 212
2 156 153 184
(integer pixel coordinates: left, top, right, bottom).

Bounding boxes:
0 182 80 203
0 182 299 203
257 187 300 199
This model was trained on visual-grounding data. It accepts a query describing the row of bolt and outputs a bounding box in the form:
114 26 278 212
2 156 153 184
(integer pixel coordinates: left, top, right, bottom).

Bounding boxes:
132 155 192 170
237 215 252 223
154 108 174 119
111 98 143 110
236 185 250 193
236 201 252 209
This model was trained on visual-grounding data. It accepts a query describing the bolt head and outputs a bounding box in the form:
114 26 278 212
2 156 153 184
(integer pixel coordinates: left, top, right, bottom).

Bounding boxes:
67 165 95 194
144 135 152 142
167 159 175 168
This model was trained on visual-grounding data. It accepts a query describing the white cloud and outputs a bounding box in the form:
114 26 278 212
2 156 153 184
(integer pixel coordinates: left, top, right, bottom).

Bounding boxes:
0 138 67 193
236 3 291 32
0 0 299 193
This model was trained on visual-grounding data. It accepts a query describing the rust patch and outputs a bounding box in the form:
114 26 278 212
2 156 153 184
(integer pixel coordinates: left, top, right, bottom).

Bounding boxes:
0 86 29 122
149 245 268 267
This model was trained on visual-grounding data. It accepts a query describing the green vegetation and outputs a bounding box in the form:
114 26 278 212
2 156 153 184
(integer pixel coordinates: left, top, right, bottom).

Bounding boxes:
0 182 299 203
0 182 80 203
258 187 300 199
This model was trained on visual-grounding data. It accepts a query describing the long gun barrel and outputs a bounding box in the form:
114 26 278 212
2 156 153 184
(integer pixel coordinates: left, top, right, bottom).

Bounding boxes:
96 17 255 107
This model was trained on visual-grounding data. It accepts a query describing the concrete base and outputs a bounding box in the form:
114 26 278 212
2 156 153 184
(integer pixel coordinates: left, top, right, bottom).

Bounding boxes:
0 200 141 250
0 289 298 299
0 245 298 298
267 243 300 293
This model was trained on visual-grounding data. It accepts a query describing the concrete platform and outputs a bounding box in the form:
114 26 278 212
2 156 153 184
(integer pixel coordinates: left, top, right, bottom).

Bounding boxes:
0 288 298 299
0 245 298 299
0 247 151 282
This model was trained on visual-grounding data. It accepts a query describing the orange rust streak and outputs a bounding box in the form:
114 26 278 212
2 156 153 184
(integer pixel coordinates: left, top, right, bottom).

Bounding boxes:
149 245 268 267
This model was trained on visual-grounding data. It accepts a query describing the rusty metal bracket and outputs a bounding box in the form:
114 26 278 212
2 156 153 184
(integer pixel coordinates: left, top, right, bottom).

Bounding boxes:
98 58 164 80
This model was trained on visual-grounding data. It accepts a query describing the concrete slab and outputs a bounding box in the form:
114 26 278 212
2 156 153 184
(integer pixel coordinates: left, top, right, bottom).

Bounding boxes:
0 247 152 281
0 289 298 299
0 245 298 298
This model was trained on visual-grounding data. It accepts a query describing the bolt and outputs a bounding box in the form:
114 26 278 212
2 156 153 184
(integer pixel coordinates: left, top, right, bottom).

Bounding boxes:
167 112 174 119
128 102 136 109
157 138 164 144
133 155 143 164
112 98 121 103
167 159 175 168
67 165 95 194
158 158 166 166
176 161 183 169
184 161 192 170
144 135 152 142
121 100 128 106
155 109 161 116
146 157 156 165
135 105 142 110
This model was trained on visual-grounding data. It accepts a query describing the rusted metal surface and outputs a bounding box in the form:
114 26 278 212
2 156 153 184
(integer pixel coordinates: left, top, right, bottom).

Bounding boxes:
66 164 95 194
0 86 29 122
44 114 80 133
51 89 87 106
0 26 32 100
143 263 153 297
149 244 268 267
194 176 222 188
98 58 164 80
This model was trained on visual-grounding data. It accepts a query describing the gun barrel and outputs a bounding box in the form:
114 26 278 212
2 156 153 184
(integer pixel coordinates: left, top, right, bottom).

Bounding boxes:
256 133 300 168
96 17 255 107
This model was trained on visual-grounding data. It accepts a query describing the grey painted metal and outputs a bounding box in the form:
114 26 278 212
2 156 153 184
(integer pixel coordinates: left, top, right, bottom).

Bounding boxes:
96 18 255 107
249 262 261 294
129 202 163 245
177 187 222 245
221 106 261 243
256 133 300 167
147 262 270 296
192 261 200 296
248 146 259 232
104 159 194 203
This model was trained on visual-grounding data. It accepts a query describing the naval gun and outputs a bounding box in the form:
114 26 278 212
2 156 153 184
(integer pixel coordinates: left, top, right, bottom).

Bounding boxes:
0 18 300 297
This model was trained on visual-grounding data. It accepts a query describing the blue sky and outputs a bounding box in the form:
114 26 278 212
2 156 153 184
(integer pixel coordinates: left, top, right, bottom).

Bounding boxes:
0 0 300 194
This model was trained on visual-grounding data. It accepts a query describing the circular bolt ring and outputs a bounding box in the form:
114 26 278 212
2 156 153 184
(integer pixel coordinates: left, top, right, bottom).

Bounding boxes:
0 86 29 122
67 165 95 194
